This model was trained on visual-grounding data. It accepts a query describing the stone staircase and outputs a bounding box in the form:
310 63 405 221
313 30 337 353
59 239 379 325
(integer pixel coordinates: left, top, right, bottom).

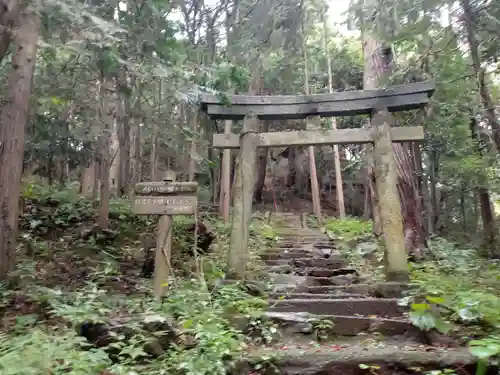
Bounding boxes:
246 212 474 375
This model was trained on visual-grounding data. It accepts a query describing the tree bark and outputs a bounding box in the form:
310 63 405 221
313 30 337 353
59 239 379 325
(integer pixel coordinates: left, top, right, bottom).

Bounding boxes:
461 0 500 155
188 108 198 182
470 116 497 256
0 8 39 279
116 71 131 196
97 74 113 230
0 0 22 64
363 0 426 255
253 121 269 203
219 119 232 222
323 10 345 218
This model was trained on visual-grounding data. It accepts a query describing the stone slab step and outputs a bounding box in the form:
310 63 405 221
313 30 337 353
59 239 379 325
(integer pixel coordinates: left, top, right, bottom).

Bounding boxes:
276 235 329 240
265 311 418 337
278 240 332 246
261 252 332 261
269 275 367 286
265 247 338 253
271 293 368 299
264 257 347 269
273 283 408 298
267 298 403 317
294 267 357 278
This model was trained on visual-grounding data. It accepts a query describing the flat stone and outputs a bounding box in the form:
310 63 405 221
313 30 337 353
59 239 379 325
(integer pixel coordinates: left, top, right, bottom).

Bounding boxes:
267 298 403 317
298 268 358 278
265 259 293 266
270 293 368 300
291 257 347 269
267 264 294 274
269 313 419 336
356 242 379 255
261 252 329 261
269 274 311 287
263 311 314 334
275 283 408 297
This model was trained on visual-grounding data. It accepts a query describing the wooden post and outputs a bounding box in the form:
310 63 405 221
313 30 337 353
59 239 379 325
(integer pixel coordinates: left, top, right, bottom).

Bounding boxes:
154 171 176 297
219 119 232 223
133 171 198 297
371 109 408 282
307 116 322 225
227 114 259 279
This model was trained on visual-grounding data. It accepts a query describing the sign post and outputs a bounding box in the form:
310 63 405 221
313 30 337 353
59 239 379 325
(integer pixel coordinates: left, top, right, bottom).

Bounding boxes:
133 171 198 298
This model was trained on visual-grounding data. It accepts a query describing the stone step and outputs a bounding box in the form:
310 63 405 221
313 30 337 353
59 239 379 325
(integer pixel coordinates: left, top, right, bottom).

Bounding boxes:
269 275 366 286
278 239 332 245
264 311 418 337
267 298 403 317
273 283 408 298
271 293 368 299
261 252 331 261
264 257 347 269
266 247 337 254
276 234 329 239
293 268 357 278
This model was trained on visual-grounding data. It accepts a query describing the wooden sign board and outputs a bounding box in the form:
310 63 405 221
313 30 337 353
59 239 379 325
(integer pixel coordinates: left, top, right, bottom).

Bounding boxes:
133 196 197 215
135 182 198 196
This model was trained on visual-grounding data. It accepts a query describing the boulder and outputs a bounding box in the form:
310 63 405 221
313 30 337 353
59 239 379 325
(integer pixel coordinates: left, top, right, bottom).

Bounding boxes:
77 314 179 359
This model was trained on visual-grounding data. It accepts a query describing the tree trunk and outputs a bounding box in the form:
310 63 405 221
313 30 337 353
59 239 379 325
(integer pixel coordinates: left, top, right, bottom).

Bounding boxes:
303 38 322 223
150 80 162 181
363 1 426 255
129 114 141 188
323 10 345 218
116 72 131 196
0 0 22 64
470 116 497 256
461 0 500 155
109 120 119 196
0 8 39 279
361 26 382 235
253 121 269 203
219 119 232 222
97 75 113 229
188 108 198 182
81 160 96 198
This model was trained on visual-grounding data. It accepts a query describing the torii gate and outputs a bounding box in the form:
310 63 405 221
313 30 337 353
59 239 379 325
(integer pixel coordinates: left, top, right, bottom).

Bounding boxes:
200 81 435 282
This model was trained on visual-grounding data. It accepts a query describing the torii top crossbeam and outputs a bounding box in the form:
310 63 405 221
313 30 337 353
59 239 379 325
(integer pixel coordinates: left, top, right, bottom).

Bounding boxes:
199 81 435 121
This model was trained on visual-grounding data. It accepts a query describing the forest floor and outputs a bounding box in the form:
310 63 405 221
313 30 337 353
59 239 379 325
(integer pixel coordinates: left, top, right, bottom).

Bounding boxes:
0 183 499 375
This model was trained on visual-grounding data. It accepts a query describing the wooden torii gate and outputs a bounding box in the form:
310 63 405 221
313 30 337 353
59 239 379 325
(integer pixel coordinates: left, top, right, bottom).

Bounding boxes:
200 81 435 282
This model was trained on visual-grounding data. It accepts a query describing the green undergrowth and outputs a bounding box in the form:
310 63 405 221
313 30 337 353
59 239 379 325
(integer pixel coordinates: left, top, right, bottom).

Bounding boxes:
0 183 281 374
322 217 383 278
406 237 500 370
323 217 373 242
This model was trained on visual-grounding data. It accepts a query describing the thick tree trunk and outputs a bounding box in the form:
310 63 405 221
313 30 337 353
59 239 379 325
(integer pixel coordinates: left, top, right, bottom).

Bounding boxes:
0 8 39 279
363 2 426 255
